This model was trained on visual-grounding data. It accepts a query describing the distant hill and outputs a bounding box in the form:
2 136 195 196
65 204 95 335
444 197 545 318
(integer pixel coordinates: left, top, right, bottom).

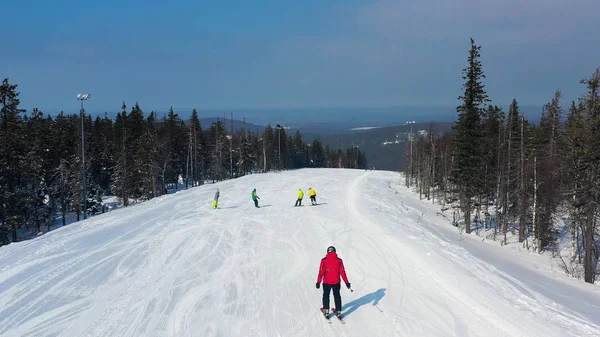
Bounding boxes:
197 118 265 134
303 122 454 171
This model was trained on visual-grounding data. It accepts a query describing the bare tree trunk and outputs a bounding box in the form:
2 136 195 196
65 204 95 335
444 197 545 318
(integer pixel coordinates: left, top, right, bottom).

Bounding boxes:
218 137 222 181
405 141 409 188
442 148 448 209
123 126 128 206
584 209 595 283
431 134 435 203
240 130 245 176
419 156 423 200
494 198 499 241
579 222 584 264
495 121 502 239
519 115 526 243
502 209 508 245
162 162 167 196
504 117 512 246
186 130 191 189
464 195 471 234
484 164 488 229
152 175 156 199
532 155 538 253
571 217 576 261
192 120 196 186
262 140 267 173
431 155 435 203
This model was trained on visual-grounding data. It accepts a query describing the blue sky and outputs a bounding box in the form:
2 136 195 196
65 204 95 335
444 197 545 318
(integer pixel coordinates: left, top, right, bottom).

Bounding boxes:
3 0 600 115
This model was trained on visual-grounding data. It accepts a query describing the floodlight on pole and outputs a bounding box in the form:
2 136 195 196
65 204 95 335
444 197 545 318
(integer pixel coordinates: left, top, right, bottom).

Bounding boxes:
226 135 233 178
77 93 91 219
276 124 283 170
404 121 416 187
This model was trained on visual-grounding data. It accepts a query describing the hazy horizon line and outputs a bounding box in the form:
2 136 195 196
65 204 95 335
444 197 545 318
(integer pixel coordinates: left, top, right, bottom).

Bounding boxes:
27 103 545 115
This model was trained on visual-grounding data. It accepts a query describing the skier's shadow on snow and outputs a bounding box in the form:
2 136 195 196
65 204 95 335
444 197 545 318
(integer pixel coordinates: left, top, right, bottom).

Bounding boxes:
342 288 386 317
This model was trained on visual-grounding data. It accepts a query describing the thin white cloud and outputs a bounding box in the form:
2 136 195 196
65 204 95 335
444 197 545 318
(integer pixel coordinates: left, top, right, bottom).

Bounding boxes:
356 0 599 44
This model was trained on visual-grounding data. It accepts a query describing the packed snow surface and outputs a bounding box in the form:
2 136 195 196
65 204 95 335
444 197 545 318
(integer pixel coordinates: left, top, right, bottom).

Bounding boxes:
1 169 600 337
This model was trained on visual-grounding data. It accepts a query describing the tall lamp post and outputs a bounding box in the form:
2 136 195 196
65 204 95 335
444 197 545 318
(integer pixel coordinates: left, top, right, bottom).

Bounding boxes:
276 124 283 170
226 135 233 178
405 121 415 188
258 137 266 172
77 93 91 219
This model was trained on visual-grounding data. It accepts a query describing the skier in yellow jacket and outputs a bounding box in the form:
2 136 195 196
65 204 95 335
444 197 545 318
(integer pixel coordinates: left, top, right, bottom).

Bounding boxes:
309 187 317 205
212 188 220 209
295 189 304 206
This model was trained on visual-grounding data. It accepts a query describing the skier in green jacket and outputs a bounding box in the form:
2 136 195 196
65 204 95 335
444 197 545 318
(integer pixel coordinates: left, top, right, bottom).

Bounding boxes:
252 188 260 208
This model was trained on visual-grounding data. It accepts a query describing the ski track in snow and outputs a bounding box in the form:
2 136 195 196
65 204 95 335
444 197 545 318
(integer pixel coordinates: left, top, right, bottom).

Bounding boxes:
1 169 600 337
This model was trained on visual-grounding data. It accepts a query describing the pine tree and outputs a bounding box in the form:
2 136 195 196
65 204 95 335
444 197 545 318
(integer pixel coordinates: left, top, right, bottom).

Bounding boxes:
90 113 115 196
189 109 205 185
273 125 289 170
292 131 309 168
501 99 522 244
163 107 187 188
112 103 130 206
143 112 161 198
310 138 326 167
564 69 600 283
481 105 504 218
237 126 257 175
49 113 78 226
128 103 147 200
450 38 490 234
262 125 276 171
208 120 227 181
531 91 563 252
0 79 27 243
518 114 533 245
22 109 52 233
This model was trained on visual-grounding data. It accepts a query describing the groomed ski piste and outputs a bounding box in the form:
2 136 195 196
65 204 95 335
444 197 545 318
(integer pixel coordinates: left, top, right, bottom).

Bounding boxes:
1 169 600 337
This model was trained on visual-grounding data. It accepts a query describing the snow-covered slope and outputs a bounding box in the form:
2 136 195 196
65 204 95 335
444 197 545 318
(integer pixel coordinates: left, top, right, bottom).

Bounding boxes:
1 169 600 337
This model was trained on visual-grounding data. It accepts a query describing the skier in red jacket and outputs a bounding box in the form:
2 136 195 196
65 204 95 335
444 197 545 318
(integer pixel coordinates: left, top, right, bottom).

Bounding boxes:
316 246 351 318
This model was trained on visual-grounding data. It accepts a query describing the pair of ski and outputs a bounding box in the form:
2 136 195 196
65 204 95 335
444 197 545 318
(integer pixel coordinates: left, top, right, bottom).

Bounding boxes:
320 308 345 324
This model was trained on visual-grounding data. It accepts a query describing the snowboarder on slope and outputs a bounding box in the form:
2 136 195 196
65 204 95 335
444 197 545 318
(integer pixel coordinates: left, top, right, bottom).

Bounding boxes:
316 246 351 318
212 188 220 209
309 187 317 205
295 188 304 206
252 188 260 208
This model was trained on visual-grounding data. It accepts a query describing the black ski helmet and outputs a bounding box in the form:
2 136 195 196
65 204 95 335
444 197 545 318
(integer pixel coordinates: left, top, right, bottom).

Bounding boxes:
327 246 336 253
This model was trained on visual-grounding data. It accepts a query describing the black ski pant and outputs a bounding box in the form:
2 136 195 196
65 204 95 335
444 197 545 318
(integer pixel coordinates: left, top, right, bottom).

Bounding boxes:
310 196 316 204
254 199 259 207
322 283 342 311
295 198 302 206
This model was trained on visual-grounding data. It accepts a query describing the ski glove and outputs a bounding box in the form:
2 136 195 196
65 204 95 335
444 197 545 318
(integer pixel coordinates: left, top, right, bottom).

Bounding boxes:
345 282 351 289
316 282 320 289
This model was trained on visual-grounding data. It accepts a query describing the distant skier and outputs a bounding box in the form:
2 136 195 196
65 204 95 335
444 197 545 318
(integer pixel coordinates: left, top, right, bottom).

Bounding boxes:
295 188 304 206
212 188 220 209
316 246 351 319
309 187 317 205
252 188 260 208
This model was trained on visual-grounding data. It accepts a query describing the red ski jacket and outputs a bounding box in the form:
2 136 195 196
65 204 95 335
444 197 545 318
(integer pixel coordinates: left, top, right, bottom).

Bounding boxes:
317 252 349 285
